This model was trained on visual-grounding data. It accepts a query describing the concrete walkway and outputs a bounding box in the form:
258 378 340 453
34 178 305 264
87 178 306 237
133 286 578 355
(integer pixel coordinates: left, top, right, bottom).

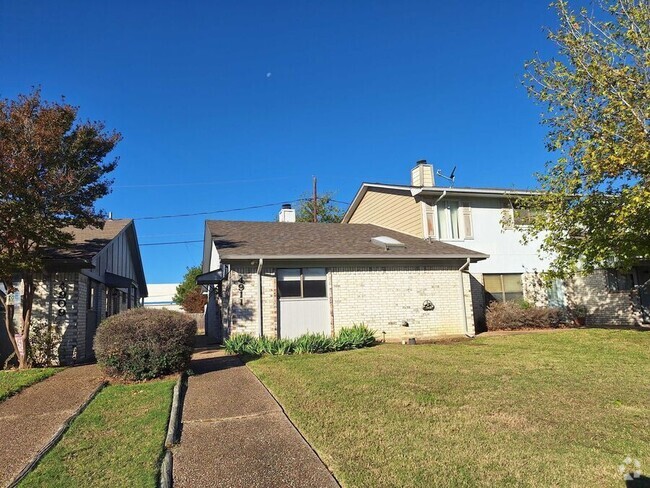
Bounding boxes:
173 348 339 488
0 364 103 487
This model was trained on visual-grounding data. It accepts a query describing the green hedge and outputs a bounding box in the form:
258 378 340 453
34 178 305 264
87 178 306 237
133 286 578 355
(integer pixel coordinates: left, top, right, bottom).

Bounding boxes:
94 308 197 380
225 324 376 356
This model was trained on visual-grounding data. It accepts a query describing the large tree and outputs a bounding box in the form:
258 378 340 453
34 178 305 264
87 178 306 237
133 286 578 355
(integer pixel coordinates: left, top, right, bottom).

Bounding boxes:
296 192 344 223
0 89 120 368
521 0 649 278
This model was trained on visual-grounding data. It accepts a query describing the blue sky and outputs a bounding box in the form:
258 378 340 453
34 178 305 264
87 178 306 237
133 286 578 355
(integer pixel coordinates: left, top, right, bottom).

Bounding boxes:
1 1 560 284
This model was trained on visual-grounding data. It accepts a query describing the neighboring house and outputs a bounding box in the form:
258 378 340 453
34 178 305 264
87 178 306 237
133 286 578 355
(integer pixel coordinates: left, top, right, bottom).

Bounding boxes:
199 211 487 342
144 283 183 311
0 219 147 366
343 160 650 327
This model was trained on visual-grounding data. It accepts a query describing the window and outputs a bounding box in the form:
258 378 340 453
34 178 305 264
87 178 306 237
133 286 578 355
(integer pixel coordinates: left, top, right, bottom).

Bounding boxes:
606 269 634 292
87 282 96 311
513 207 543 226
437 201 460 240
278 268 327 298
484 274 523 303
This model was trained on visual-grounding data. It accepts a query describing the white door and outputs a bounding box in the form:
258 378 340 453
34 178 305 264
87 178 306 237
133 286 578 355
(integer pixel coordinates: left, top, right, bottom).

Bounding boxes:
277 268 330 339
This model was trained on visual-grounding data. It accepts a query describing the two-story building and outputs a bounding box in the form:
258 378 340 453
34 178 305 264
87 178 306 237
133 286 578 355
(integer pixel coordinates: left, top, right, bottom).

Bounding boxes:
343 161 649 327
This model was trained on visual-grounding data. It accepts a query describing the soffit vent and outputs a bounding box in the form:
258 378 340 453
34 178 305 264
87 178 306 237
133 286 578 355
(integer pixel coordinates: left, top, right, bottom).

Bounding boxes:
371 236 406 251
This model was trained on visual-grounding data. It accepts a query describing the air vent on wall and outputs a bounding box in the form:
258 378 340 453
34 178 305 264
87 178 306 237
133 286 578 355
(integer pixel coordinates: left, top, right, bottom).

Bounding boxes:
371 236 406 250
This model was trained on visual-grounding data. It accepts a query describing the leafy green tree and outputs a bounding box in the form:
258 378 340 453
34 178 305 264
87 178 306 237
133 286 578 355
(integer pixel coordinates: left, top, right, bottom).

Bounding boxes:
173 266 204 306
296 193 344 223
521 0 649 278
0 89 120 368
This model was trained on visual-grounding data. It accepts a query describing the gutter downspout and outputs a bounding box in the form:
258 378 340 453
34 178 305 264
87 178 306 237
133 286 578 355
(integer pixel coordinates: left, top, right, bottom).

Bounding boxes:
433 190 447 206
257 258 264 338
458 258 472 337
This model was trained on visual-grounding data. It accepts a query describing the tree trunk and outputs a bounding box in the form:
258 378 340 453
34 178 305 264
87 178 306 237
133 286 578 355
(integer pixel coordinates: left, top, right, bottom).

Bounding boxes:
1 280 21 368
18 275 35 369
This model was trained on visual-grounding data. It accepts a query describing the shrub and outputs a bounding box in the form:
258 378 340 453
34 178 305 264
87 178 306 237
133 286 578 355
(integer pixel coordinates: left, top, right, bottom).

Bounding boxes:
293 333 334 354
224 324 376 357
94 308 197 380
485 301 565 331
224 334 256 355
334 324 376 350
29 319 63 367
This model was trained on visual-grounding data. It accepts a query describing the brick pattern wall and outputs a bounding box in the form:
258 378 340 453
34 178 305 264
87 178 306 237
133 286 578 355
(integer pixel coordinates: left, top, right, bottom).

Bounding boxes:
29 272 85 365
261 271 278 337
224 266 260 337
330 265 475 340
566 270 642 326
222 264 476 340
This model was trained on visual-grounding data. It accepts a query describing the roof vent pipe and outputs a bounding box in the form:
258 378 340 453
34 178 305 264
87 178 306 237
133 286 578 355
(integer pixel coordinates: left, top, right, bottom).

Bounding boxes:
278 204 296 223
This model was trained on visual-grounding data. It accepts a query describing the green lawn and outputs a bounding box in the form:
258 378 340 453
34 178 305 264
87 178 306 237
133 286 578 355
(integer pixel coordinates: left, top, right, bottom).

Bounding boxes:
20 379 175 488
248 329 650 487
0 368 61 402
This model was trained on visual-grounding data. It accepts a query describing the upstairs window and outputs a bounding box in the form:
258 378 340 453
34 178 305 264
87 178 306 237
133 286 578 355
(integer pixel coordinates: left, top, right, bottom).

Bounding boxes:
278 268 327 298
437 201 460 240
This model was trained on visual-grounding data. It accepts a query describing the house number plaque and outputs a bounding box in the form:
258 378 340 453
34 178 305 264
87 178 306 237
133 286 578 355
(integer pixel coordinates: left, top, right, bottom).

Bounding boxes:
56 281 68 317
237 277 245 306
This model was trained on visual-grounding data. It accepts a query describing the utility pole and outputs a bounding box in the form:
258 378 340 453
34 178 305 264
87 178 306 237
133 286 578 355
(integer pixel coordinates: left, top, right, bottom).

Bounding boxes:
312 176 318 223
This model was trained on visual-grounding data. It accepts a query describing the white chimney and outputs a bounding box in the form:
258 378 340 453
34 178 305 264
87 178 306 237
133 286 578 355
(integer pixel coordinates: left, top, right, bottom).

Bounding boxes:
411 160 435 187
278 203 296 222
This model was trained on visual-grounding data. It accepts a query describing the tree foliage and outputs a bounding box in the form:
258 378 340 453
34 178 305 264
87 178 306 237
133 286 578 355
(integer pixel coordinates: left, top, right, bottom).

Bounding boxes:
296 192 344 223
0 89 120 368
181 287 207 313
173 265 203 305
521 0 649 278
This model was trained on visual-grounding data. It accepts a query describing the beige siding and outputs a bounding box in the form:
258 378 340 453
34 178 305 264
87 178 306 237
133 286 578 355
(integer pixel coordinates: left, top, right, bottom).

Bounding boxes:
348 189 423 237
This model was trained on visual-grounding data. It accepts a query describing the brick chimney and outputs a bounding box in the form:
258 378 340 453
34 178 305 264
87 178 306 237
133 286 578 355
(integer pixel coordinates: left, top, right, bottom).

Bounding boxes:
278 203 296 222
411 160 435 187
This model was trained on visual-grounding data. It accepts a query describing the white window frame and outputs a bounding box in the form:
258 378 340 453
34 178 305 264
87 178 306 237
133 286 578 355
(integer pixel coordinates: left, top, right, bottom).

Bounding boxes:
436 200 461 241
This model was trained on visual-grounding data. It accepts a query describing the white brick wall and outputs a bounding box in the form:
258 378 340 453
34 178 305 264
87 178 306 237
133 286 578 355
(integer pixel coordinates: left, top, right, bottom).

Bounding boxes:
223 263 475 340
29 272 84 365
566 270 643 326
330 265 474 340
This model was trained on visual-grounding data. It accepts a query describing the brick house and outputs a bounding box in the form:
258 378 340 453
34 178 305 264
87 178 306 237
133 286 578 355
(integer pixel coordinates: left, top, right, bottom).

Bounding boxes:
0 219 147 366
342 160 650 327
200 215 487 342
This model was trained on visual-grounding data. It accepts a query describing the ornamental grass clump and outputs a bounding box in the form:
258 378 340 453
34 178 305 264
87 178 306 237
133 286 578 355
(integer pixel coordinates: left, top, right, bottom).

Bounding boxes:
94 308 197 381
224 324 376 357
293 333 334 354
334 324 376 350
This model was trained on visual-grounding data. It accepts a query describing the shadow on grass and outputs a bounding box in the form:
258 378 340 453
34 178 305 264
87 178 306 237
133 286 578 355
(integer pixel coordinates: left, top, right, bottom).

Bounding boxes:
627 475 650 488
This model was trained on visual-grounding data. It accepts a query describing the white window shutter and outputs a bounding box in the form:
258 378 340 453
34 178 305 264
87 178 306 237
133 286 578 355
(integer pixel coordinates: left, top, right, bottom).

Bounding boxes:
461 201 474 239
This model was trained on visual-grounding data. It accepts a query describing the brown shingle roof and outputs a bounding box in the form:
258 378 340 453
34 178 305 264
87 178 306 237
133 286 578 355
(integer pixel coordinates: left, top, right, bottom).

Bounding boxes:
206 221 487 260
45 219 132 261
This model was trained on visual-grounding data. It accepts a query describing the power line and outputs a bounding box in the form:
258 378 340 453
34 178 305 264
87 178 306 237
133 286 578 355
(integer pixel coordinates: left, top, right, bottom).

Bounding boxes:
132 198 351 221
115 175 294 189
134 200 302 220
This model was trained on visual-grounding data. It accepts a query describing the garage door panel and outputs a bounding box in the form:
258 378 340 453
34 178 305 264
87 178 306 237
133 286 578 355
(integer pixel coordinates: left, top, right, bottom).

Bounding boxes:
279 298 330 339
